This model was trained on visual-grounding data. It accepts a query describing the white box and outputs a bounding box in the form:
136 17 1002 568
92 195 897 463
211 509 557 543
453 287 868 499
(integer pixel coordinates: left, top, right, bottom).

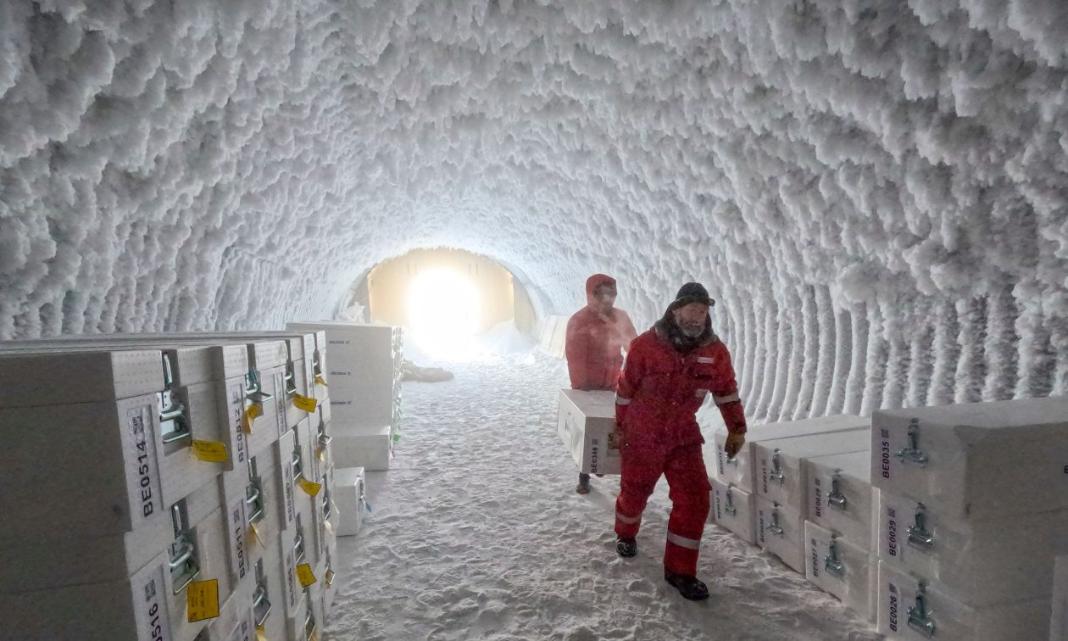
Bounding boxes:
2 552 181 641
270 429 298 534
250 554 287 641
710 477 756 543
557 389 620 475
877 560 1051 641
206 576 256 641
753 428 870 512
1052 556 1068 641
710 415 870 493
0 393 166 537
804 520 875 622
755 496 805 573
873 396 1068 521
877 488 1068 605
0 349 165 406
335 466 368 537
804 450 877 551
333 423 392 471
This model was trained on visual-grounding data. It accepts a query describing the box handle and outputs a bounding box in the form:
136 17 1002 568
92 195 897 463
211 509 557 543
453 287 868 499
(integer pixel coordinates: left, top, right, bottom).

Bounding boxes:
895 421 928 466
907 503 935 551
907 583 937 637
828 471 848 510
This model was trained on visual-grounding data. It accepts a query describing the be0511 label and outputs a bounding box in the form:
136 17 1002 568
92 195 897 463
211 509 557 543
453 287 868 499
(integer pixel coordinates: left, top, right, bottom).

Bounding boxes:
127 403 163 527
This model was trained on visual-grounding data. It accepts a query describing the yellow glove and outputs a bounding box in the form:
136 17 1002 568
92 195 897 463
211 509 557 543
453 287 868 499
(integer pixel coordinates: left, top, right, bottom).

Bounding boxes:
724 432 746 459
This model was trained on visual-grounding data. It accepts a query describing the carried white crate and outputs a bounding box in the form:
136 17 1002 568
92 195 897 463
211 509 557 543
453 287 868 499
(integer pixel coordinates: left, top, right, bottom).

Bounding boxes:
332 423 393 471
557 389 620 475
753 428 870 512
335 466 368 537
709 415 870 493
872 396 1068 521
709 477 756 544
877 488 1068 606
804 520 876 623
876 560 1051 641
804 450 878 551
755 496 805 572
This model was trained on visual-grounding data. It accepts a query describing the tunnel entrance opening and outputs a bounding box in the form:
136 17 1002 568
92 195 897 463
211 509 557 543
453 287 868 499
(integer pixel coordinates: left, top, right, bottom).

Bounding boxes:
353 248 538 361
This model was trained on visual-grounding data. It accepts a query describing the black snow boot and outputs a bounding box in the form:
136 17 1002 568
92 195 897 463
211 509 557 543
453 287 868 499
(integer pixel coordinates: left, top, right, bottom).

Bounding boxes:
616 537 637 558
665 571 709 601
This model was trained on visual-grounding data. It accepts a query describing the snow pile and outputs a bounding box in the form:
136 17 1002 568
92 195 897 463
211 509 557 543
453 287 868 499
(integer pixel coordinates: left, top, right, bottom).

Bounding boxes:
334 353 880 641
2 0 1067 418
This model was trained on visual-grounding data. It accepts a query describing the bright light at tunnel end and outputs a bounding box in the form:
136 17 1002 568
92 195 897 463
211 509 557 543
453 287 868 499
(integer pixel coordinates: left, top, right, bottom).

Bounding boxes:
406 268 483 360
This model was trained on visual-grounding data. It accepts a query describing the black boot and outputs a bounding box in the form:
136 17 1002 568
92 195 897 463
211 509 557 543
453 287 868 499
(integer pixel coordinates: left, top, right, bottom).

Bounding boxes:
665 571 709 601
576 473 591 495
616 537 637 558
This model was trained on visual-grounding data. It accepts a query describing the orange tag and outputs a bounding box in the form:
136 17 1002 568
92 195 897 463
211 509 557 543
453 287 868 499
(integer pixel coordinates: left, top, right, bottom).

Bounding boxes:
248 521 264 548
191 440 228 463
298 476 322 497
293 394 318 412
296 562 317 588
186 579 220 622
242 402 263 433
325 568 335 587
314 374 328 387
256 625 267 641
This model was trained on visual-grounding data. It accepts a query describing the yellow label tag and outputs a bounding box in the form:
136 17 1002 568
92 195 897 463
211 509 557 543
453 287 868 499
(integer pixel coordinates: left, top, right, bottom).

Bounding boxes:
310 629 319 641
248 521 264 548
256 625 267 641
293 394 318 412
325 568 335 587
298 476 322 497
316 445 326 462
186 579 220 622
243 403 262 433
191 440 228 463
315 374 328 387
296 562 317 588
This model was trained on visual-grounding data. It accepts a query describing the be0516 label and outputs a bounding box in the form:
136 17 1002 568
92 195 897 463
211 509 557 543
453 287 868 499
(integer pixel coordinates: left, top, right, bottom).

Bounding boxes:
136 565 170 641
127 403 163 527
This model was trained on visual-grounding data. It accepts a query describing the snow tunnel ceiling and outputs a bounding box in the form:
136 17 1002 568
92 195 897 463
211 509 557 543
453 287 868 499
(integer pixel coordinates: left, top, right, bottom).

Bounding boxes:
2 0 1067 418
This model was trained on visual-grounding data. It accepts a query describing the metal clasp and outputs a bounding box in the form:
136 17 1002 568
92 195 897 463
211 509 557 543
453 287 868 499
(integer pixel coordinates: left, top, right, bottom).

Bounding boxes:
245 369 273 403
895 420 928 466
907 503 935 551
907 582 937 637
824 535 845 578
769 449 785 485
284 361 297 397
246 456 265 524
723 484 738 517
294 514 306 563
767 504 784 536
304 594 317 640
828 470 847 510
253 560 272 626
292 444 304 482
169 502 200 594
159 354 191 444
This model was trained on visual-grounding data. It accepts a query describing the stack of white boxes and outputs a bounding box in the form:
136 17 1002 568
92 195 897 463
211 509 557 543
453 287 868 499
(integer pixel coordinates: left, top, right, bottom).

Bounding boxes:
871 397 1068 641
0 331 338 641
286 322 402 472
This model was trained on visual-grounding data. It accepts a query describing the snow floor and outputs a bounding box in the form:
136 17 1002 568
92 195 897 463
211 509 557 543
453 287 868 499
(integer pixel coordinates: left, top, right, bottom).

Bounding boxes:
325 352 881 640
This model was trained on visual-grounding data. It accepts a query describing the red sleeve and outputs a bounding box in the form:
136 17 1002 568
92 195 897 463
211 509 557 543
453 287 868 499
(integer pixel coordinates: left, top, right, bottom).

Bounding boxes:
565 314 589 389
710 343 747 435
619 311 638 348
615 337 644 425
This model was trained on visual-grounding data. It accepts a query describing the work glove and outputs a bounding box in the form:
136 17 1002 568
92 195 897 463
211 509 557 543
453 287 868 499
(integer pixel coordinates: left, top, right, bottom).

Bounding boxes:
724 432 746 459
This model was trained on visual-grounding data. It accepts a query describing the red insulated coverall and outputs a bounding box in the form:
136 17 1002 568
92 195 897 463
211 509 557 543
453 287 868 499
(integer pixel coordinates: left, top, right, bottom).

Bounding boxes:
565 274 637 391
614 325 747 576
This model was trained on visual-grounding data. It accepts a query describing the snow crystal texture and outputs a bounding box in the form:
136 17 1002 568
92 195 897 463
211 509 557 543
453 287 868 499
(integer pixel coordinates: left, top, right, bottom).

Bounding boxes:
3 0 1068 419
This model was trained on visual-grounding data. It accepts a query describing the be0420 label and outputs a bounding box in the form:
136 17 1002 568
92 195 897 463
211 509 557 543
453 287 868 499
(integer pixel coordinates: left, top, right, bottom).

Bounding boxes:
127 403 163 527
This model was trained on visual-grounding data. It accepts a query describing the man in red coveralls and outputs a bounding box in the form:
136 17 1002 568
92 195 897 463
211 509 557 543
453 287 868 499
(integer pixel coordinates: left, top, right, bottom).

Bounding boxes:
565 273 638 494
613 282 747 601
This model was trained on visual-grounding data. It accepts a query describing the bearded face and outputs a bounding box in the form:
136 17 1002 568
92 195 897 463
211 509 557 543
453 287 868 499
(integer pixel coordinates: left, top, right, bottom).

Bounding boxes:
673 302 708 337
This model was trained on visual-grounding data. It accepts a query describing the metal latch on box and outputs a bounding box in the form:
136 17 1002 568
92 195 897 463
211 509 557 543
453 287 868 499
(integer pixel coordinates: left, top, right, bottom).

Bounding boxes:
294 516 307 564
896 420 928 466
245 369 273 403
253 561 272 627
907 503 935 551
246 457 266 524
723 484 737 516
284 361 297 397
767 504 785 536
828 470 847 510
169 502 200 594
824 535 845 578
159 354 191 445
769 449 785 485
908 582 937 637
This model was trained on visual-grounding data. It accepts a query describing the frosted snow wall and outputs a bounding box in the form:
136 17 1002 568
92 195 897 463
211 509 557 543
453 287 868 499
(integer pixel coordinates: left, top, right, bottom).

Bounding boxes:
2 0 1068 419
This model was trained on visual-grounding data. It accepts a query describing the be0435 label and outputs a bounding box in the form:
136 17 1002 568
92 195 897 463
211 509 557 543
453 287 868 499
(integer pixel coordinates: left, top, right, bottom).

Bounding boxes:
127 403 163 527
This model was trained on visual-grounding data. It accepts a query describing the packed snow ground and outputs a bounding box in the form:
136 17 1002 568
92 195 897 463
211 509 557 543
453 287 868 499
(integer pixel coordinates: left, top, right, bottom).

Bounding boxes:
326 353 879 641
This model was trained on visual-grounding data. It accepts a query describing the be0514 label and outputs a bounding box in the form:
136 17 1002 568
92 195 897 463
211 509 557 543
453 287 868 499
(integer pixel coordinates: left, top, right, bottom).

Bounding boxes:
127 403 163 526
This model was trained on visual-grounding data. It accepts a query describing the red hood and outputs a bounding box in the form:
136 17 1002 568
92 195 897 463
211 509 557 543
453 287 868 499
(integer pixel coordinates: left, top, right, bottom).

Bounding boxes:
585 273 617 307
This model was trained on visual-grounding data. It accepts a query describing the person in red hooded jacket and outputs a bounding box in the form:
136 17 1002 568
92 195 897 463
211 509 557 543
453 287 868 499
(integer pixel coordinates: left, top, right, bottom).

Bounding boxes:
613 282 747 601
565 274 638 494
